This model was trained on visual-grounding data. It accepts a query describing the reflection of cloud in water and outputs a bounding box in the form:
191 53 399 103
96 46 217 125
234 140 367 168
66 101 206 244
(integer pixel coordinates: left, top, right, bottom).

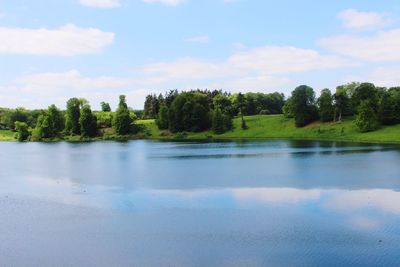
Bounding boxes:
4 175 400 218
325 189 400 214
349 216 382 230
231 187 321 203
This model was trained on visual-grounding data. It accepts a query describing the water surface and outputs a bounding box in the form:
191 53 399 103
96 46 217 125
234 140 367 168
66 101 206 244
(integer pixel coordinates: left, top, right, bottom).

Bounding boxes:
1 140 400 266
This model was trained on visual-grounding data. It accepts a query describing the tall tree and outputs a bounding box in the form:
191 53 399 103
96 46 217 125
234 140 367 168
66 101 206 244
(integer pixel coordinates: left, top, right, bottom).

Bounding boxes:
236 93 247 129
156 104 169 130
318 89 334 122
65 98 81 135
100 102 111 112
113 95 132 135
355 100 379 132
80 104 97 137
291 85 318 127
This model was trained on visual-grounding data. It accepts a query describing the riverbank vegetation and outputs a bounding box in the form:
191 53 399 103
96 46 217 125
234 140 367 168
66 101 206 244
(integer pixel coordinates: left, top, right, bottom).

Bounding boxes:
1 82 400 143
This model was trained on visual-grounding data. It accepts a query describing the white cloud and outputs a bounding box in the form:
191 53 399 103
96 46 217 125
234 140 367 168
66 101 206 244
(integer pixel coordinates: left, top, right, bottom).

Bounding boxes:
0 24 114 56
142 0 185 6
221 76 290 92
16 70 129 95
141 57 234 80
320 29 400 62
343 66 400 87
1 44 351 109
227 45 351 74
338 9 391 30
79 0 121 8
184 35 210 43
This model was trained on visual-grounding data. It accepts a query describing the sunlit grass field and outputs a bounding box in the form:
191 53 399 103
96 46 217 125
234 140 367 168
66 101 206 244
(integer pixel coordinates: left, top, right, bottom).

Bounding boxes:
138 115 400 144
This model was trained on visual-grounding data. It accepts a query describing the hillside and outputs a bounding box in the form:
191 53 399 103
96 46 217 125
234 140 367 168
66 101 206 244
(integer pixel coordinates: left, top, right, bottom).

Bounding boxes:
138 115 400 144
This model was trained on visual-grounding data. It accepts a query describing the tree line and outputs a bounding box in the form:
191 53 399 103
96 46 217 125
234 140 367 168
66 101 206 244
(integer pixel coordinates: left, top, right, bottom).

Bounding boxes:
143 89 285 134
0 95 139 141
283 83 400 132
1 82 400 141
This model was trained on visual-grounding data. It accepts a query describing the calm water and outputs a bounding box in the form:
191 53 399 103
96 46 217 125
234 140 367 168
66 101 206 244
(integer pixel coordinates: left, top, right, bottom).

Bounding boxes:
1 140 400 266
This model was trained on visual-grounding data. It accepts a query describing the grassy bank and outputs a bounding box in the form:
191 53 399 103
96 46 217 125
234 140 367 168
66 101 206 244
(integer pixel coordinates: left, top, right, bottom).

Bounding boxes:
1 115 400 143
139 115 400 144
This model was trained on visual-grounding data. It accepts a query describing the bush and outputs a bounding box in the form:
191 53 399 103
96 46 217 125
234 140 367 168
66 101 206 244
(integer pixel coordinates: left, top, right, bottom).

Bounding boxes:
14 121 30 141
355 101 379 132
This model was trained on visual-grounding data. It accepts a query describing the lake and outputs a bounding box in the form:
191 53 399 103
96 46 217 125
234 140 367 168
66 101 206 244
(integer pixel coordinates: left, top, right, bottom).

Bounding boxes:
1 140 400 266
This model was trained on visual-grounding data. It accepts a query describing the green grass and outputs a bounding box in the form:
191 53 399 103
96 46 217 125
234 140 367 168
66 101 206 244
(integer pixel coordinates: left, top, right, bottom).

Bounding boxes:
2 115 400 143
0 130 15 141
137 115 400 144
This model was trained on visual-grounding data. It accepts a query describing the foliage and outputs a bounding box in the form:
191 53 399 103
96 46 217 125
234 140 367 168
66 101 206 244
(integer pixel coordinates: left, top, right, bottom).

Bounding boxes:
65 98 81 135
318 89 334 122
113 95 133 135
95 111 113 128
80 105 97 137
290 85 318 127
168 92 211 132
31 105 64 140
355 100 379 132
143 94 163 119
100 102 111 112
14 121 30 141
156 104 169 130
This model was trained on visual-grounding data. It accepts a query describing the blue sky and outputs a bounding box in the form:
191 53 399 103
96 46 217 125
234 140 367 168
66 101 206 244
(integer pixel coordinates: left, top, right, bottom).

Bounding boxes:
1 0 400 109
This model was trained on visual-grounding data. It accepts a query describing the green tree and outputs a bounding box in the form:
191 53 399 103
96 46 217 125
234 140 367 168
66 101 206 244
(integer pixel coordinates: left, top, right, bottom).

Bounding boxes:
14 121 30 141
352 83 378 111
212 108 224 134
236 93 247 129
4 108 29 130
378 91 397 125
65 98 81 135
168 92 211 132
95 111 113 128
355 100 379 132
283 97 294 118
80 104 97 137
32 105 64 140
291 85 318 127
156 104 169 130
113 95 132 135
100 102 111 112
318 89 334 122
333 87 349 122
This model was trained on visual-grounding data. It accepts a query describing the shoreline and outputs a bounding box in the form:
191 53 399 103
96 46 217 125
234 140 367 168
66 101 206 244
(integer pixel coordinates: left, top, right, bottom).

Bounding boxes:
2 115 400 145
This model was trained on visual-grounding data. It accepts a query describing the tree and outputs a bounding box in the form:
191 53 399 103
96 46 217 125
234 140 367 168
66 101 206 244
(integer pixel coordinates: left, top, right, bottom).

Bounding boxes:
4 108 29 130
32 105 64 140
318 89 334 122
291 85 318 127
168 92 211 132
113 95 132 135
14 121 30 141
355 100 379 132
378 91 397 125
100 102 111 112
236 93 247 129
95 111 113 128
333 87 349 122
80 104 97 137
156 104 169 130
212 108 225 134
65 98 81 135
352 83 378 111
283 97 294 118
